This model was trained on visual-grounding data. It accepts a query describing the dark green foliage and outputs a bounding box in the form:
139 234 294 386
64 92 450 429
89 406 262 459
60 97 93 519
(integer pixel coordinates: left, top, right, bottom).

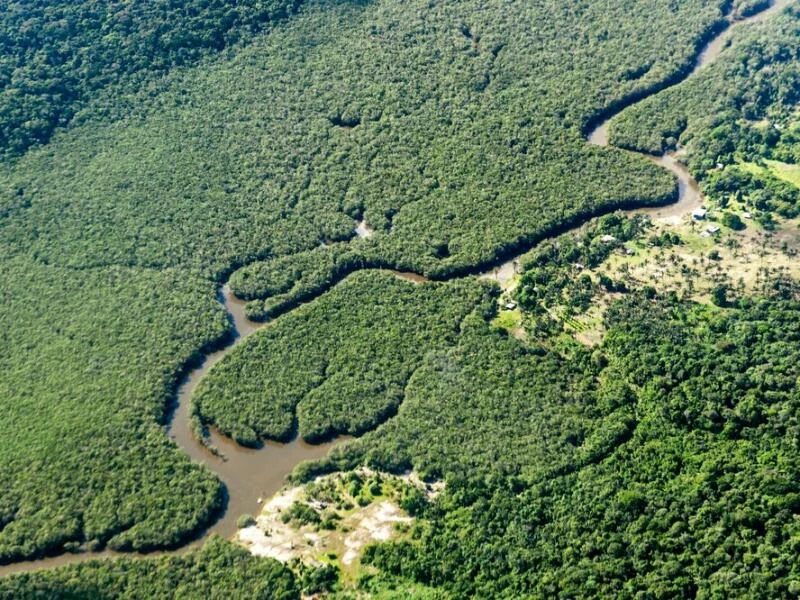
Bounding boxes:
194 272 494 444
0 258 227 561
0 0 783 592
292 560 340 596
757 210 778 230
733 0 772 18
237 514 257 529
230 243 375 321
0 537 300 599
611 5 800 153
398 488 429 518
610 4 800 191
345 574 452 600
649 230 683 246
602 296 800 437
0 0 717 279
343 296 800 598
770 124 800 164
281 503 321 527
721 211 746 230
0 0 300 158
0 0 753 568
315 314 618 482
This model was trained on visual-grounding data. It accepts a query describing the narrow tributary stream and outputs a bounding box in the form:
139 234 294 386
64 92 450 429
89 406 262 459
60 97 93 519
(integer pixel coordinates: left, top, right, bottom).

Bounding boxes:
0 0 793 577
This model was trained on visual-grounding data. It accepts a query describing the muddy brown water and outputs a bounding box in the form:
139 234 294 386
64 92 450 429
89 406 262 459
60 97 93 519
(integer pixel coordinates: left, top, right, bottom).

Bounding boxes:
0 285 343 577
1 0 793 578
486 0 794 283
585 0 794 221
167 286 344 540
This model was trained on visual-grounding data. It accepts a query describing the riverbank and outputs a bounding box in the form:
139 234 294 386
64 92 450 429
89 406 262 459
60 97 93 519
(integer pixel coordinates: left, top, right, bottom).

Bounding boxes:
0 0 790 578
237 468 441 579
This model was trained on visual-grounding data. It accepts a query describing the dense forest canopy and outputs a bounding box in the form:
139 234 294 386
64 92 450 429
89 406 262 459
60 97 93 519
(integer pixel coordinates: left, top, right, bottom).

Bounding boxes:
1 0 728 276
0 0 729 564
0 0 301 159
1 0 800 598
0 537 300 599
194 272 494 445
0 258 227 557
323 294 800 598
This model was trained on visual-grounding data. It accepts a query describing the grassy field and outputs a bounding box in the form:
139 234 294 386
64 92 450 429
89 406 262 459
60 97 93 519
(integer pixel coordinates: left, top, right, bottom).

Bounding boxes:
765 159 800 187
740 158 800 188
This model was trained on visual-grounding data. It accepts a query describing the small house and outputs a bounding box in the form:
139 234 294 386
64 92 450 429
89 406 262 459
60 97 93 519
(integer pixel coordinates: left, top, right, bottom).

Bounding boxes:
599 234 617 243
706 224 721 234
742 211 752 219
692 208 707 220
504 301 517 310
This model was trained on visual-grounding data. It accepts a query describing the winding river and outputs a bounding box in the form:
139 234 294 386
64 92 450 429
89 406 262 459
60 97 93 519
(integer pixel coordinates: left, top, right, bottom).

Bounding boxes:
481 0 794 287
0 0 792 577
167 287 342 540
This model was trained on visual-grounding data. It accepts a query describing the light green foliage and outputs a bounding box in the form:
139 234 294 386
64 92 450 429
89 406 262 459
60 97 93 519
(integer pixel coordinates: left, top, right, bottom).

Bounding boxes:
765 158 800 186
291 560 340 596
336 575 452 600
237 514 257 529
351 295 800 598
0 0 750 569
194 272 494 445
